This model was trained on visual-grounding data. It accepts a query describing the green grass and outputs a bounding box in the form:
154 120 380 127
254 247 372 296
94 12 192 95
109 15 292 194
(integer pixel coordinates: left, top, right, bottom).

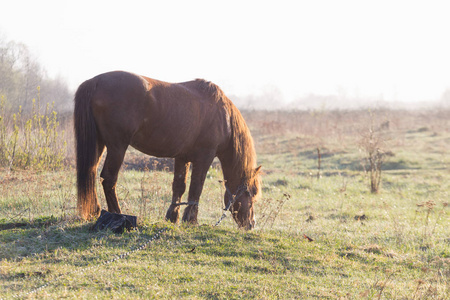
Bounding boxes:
1 110 450 299
0 219 448 298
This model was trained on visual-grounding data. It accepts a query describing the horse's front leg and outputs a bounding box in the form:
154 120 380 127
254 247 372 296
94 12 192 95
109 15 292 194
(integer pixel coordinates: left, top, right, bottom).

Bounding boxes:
165 158 190 223
182 151 215 224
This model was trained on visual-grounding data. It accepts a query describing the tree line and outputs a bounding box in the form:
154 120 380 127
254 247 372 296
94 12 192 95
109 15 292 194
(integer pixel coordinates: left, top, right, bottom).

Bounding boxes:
0 35 72 113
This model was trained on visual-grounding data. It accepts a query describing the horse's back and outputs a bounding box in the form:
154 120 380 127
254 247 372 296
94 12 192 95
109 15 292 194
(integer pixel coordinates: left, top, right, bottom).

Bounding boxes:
89 71 230 158
132 79 231 157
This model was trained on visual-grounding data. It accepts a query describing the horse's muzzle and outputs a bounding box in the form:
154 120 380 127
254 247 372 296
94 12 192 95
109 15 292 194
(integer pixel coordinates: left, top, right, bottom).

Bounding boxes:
243 219 256 230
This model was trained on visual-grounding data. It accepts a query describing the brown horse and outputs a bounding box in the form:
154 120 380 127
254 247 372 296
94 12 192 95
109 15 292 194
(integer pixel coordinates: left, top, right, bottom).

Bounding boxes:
74 71 261 229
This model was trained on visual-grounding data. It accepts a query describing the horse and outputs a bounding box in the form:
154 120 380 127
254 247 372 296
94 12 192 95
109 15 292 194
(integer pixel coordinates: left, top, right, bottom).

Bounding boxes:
74 71 261 229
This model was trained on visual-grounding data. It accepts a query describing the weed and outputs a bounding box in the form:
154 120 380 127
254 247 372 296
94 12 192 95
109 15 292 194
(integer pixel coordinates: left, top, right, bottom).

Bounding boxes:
416 200 448 247
375 270 397 300
258 193 290 229
136 165 168 220
0 88 66 170
358 111 391 193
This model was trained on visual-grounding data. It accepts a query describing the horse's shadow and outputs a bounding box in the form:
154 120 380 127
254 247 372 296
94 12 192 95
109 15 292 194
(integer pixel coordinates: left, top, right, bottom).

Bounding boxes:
1 216 162 265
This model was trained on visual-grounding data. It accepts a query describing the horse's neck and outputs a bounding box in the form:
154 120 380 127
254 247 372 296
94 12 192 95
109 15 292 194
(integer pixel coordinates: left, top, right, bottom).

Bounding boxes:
221 165 241 191
219 148 249 192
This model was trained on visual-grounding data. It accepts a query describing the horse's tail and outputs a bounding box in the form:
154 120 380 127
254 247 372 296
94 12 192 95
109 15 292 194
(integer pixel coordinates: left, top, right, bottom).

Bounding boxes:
74 78 102 220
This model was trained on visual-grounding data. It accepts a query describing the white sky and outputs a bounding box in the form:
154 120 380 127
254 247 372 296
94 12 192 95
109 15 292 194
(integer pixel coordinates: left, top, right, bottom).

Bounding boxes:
1 0 449 105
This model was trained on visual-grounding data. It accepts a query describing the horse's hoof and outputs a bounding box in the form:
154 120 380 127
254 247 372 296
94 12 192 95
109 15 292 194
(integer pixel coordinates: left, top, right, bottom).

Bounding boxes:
182 205 198 225
182 218 198 225
165 205 180 223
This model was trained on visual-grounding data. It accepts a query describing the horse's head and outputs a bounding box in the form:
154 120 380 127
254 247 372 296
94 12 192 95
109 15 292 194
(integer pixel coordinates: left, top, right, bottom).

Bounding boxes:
227 166 262 230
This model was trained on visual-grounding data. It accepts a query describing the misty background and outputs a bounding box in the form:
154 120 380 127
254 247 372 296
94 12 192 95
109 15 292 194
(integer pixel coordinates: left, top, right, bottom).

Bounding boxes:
1 0 450 111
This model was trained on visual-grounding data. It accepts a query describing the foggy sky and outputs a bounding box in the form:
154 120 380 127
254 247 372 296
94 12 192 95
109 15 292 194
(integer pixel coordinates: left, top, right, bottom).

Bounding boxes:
1 0 449 108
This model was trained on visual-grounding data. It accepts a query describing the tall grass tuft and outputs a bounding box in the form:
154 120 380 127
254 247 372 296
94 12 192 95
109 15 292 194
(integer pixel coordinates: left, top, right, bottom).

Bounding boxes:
0 87 67 170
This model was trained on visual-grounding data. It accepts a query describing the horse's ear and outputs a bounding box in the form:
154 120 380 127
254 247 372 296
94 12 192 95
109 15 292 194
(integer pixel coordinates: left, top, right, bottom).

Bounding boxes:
255 165 262 174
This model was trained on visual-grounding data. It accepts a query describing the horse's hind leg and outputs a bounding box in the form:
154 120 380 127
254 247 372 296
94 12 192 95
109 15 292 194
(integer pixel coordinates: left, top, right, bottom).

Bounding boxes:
100 145 127 214
91 140 106 216
165 158 190 223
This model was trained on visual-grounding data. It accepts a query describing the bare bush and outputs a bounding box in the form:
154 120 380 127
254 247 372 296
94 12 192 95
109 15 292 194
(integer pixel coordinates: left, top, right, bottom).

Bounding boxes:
358 112 391 193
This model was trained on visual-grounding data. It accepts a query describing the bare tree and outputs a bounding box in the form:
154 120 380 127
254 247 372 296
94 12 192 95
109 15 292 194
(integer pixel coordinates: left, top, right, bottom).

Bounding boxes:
0 36 71 113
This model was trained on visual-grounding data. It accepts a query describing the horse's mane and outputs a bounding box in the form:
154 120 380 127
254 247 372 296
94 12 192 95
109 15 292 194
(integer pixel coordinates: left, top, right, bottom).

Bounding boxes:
228 103 257 180
194 79 225 103
194 79 257 181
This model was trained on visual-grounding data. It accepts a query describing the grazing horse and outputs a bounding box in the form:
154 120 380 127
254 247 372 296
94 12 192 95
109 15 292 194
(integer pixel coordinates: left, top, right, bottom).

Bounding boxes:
74 71 261 229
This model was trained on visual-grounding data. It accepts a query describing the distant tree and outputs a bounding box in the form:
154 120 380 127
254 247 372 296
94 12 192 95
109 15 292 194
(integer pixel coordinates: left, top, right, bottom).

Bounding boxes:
0 36 71 113
441 88 450 107
40 76 72 111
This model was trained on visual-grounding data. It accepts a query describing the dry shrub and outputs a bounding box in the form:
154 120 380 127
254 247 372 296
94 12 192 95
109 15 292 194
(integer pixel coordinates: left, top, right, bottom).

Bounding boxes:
258 193 290 230
0 91 67 171
358 113 391 193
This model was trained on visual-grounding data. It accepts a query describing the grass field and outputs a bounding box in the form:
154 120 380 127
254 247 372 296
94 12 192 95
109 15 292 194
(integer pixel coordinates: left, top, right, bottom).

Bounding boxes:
0 109 449 299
